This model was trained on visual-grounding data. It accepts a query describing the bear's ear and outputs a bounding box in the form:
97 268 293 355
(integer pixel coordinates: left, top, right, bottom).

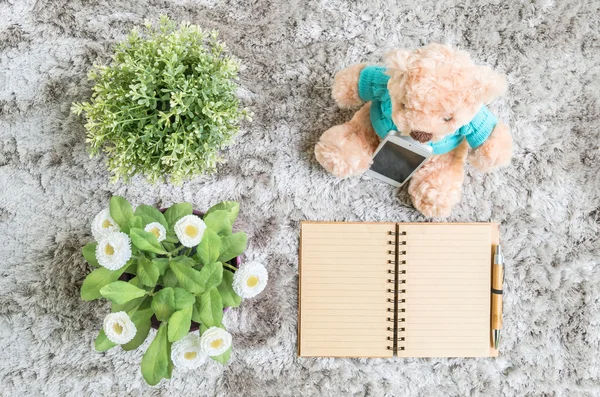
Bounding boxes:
385 49 411 72
478 66 507 103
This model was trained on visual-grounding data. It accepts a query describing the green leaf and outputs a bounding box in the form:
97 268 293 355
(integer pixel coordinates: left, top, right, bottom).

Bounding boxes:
165 234 179 244
204 210 232 236
166 353 174 379
171 259 223 295
195 228 221 266
198 288 223 328
100 281 147 304
151 287 176 322
170 259 207 294
109 196 134 229
82 242 99 267
153 258 170 275
173 256 196 268
130 228 167 254
161 268 179 288
168 305 193 342
205 201 240 224
141 323 169 386
162 242 176 252
137 256 160 287
200 261 224 293
218 270 242 308
81 267 126 301
199 323 209 335
135 205 168 229
129 296 154 320
127 276 142 287
218 232 247 263
95 329 117 352
124 261 137 275
111 296 144 313
121 314 152 351
192 296 202 323
164 203 193 231
210 347 231 364
124 215 143 233
173 287 195 310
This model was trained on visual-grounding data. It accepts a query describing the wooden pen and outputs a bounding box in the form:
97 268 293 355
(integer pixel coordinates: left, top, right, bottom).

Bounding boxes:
491 245 504 350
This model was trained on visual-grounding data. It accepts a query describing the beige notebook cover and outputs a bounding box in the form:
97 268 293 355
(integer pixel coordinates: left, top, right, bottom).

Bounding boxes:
298 221 499 358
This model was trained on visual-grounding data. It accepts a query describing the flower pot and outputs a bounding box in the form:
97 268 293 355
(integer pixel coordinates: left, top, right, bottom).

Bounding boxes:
119 209 241 330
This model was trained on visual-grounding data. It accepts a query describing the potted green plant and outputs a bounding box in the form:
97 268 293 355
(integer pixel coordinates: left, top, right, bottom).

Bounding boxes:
81 196 268 385
72 16 251 183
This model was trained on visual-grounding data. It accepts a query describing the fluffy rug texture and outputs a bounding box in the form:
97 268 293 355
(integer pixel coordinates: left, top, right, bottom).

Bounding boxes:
1 0 599 395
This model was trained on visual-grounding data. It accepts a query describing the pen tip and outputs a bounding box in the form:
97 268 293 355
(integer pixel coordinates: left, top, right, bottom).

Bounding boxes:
493 330 501 350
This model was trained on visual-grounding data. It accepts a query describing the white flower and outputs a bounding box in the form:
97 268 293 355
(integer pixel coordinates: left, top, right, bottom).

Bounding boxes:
91 208 120 240
200 327 232 357
103 311 136 344
96 232 132 270
171 334 207 370
144 222 166 242
233 262 268 299
174 215 206 247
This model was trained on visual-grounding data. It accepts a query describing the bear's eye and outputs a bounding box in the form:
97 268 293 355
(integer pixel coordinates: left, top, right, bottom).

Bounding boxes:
443 116 453 122
401 103 406 109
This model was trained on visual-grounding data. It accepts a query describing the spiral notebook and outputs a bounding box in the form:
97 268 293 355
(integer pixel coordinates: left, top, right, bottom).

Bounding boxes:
298 221 499 358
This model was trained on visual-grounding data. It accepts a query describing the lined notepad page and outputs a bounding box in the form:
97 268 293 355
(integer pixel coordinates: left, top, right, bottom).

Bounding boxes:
299 222 395 357
398 223 496 358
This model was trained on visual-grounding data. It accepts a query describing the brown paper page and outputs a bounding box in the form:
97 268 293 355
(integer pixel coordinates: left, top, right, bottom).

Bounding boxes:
299 222 395 358
398 223 497 358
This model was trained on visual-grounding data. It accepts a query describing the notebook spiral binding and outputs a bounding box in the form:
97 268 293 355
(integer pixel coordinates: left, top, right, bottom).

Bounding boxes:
386 228 407 352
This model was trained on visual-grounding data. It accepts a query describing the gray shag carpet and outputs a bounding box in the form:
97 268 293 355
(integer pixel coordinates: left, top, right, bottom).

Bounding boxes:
1 0 599 395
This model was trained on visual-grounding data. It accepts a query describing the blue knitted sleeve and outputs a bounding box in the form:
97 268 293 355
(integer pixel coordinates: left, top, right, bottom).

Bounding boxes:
464 106 498 148
357 66 390 102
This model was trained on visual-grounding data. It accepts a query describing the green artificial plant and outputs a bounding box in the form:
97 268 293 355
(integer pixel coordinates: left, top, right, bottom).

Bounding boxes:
72 16 250 183
81 196 249 385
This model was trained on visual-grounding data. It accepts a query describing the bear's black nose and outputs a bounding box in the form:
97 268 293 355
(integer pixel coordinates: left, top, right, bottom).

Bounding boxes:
410 130 433 143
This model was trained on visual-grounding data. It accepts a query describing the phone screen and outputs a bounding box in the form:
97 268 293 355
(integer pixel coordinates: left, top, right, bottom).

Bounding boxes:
370 140 427 183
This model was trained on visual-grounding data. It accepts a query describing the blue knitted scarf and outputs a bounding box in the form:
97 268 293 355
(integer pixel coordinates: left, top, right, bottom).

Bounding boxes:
357 66 497 155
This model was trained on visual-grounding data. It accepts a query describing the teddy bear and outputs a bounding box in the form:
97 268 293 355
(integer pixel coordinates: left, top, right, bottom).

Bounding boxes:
315 43 513 218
